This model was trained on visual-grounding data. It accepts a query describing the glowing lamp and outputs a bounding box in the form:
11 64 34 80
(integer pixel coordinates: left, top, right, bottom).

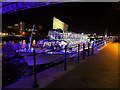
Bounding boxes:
6 33 8 35
22 32 25 35
2 33 6 35
81 33 84 35
12 41 14 44
94 33 96 35
33 32 35 35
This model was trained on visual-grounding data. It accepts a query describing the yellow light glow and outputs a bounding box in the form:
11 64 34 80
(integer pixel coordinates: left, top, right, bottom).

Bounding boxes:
22 32 25 35
32 40 36 47
6 33 8 35
33 32 35 35
2 33 6 35
23 40 26 44
12 41 14 44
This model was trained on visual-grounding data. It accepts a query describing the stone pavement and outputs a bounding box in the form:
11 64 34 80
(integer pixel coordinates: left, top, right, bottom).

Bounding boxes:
45 42 119 88
3 42 119 89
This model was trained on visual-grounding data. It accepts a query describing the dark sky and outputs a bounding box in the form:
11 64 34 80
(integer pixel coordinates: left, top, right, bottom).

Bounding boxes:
2 2 120 36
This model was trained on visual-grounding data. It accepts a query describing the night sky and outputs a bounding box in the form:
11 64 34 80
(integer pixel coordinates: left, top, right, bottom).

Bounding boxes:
2 2 120 36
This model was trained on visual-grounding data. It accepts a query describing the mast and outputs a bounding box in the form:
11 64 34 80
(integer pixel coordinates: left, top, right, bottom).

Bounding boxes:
29 24 35 49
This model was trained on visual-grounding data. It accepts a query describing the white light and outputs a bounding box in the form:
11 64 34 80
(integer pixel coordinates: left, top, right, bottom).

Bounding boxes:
81 33 84 35
15 24 18 26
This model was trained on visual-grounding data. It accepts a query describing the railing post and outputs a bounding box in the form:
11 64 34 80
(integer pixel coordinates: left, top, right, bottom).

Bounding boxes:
102 40 103 47
103 40 105 46
78 44 80 63
64 45 67 70
92 42 94 54
33 49 39 88
105 39 106 46
96 40 98 51
88 43 90 56
83 43 85 60
99 40 101 49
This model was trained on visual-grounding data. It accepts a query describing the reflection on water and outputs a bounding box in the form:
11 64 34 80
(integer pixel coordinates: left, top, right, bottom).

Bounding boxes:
12 41 14 44
32 39 36 47
2 39 37 58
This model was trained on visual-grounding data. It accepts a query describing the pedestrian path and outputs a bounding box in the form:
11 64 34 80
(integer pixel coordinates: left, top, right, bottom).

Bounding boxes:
3 42 119 89
45 42 119 88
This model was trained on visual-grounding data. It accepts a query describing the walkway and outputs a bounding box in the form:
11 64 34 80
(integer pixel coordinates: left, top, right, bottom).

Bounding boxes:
45 42 119 88
3 42 119 89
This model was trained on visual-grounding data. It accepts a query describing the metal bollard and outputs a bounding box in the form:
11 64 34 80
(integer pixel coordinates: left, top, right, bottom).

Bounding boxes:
78 44 80 63
83 43 85 60
88 43 90 56
64 45 67 70
92 42 94 54
33 49 39 88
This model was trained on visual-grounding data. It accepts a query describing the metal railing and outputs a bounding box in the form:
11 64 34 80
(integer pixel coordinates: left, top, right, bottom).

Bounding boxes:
3 38 111 88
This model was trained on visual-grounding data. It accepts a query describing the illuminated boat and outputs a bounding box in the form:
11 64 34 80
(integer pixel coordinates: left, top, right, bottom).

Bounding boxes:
17 29 90 55
36 29 90 54
36 17 90 54
17 16 90 54
48 29 90 47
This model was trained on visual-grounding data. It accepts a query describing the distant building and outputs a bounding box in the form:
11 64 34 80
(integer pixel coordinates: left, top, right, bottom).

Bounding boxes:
38 26 43 31
18 22 25 34
27 29 37 32
7 22 25 35
7 26 16 34
15 24 18 26
7 26 12 29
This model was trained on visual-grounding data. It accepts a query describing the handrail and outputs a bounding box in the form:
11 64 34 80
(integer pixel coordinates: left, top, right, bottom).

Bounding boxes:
3 38 111 88
4 38 107 61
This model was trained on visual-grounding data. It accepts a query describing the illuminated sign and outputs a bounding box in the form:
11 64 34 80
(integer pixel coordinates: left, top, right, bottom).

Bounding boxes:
36 39 68 48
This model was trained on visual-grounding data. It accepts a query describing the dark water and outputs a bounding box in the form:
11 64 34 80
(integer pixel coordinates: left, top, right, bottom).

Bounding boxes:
2 39 84 88
2 39 67 88
2 39 38 56
2 39 37 88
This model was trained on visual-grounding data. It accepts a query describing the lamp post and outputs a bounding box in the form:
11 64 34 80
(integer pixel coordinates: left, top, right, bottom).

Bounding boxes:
33 49 39 88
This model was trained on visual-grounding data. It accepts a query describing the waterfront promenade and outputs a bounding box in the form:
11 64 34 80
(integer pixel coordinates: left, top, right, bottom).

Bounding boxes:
3 42 119 89
46 42 119 88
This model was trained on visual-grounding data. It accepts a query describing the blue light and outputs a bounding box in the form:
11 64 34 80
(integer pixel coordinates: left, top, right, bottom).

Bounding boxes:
94 33 96 36
81 33 84 36
1 2 63 14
